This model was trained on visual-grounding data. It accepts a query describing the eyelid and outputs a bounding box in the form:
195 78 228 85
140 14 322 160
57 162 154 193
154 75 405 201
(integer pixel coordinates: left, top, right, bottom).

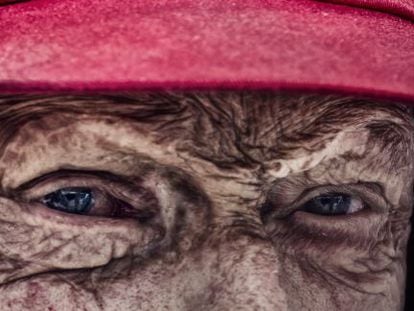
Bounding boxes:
12 170 160 216
262 183 390 249
266 183 388 219
17 175 107 201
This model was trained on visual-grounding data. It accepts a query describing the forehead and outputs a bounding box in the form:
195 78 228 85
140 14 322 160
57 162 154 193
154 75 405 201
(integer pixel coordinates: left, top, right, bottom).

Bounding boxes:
0 92 412 163
0 92 412 167
0 92 411 137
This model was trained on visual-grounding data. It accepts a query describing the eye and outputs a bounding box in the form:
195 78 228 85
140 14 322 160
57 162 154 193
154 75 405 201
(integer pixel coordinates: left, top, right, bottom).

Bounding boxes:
301 193 364 216
42 187 94 215
16 170 160 219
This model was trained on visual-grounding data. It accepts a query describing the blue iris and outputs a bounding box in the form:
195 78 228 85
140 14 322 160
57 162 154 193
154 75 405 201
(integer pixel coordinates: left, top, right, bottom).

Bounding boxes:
42 187 94 214
304 193 351 215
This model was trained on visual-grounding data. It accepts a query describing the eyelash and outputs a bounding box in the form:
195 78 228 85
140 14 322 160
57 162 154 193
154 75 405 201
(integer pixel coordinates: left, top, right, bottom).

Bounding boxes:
263 183 385 217
260 183 388 247
14 171 159 220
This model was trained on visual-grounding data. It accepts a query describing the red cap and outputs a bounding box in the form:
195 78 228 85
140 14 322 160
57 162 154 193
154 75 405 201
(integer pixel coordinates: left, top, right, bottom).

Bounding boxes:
0 0 413 101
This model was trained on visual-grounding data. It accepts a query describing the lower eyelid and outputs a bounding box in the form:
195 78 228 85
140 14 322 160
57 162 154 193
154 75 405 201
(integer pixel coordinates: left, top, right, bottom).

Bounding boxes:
265 209 384 247
22 200 165 242
5 201 164 277
293 209 375 225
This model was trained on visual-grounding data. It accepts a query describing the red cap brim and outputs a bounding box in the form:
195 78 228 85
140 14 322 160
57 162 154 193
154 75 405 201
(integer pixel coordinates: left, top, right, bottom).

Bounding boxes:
0 0 413 101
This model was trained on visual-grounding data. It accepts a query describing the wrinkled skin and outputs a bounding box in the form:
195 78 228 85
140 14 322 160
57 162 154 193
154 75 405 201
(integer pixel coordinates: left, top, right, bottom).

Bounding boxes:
0 92 412 311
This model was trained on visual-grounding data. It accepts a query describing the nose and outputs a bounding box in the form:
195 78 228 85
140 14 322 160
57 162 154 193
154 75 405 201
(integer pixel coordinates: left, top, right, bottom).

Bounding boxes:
182 235 288 311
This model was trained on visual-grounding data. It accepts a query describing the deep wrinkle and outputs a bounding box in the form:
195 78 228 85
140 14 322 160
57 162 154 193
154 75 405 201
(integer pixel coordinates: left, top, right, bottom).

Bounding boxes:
0 92 411 311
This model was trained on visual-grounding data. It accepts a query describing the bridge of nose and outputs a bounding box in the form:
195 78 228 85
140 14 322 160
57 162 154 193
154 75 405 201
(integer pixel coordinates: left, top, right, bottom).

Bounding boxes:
169 234 287 310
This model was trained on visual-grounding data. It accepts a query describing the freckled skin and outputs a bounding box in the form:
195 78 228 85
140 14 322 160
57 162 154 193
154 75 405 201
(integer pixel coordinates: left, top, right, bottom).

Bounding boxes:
0 92 412 310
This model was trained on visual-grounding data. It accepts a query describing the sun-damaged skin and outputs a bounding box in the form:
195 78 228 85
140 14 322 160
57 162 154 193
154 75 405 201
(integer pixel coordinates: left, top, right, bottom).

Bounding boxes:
0 92 412 310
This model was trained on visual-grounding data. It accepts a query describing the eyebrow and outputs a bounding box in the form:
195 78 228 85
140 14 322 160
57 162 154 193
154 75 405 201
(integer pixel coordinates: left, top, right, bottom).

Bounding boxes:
0 94 186 159
0 92 412 171
13 169 136 193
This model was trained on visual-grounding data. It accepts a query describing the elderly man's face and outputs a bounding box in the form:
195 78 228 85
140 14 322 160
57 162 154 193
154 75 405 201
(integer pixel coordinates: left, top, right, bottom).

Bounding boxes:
0 92 412 310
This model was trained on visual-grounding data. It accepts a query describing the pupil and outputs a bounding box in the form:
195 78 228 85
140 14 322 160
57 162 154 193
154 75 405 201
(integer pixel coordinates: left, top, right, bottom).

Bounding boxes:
42 187 94 214
65 193 76 201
